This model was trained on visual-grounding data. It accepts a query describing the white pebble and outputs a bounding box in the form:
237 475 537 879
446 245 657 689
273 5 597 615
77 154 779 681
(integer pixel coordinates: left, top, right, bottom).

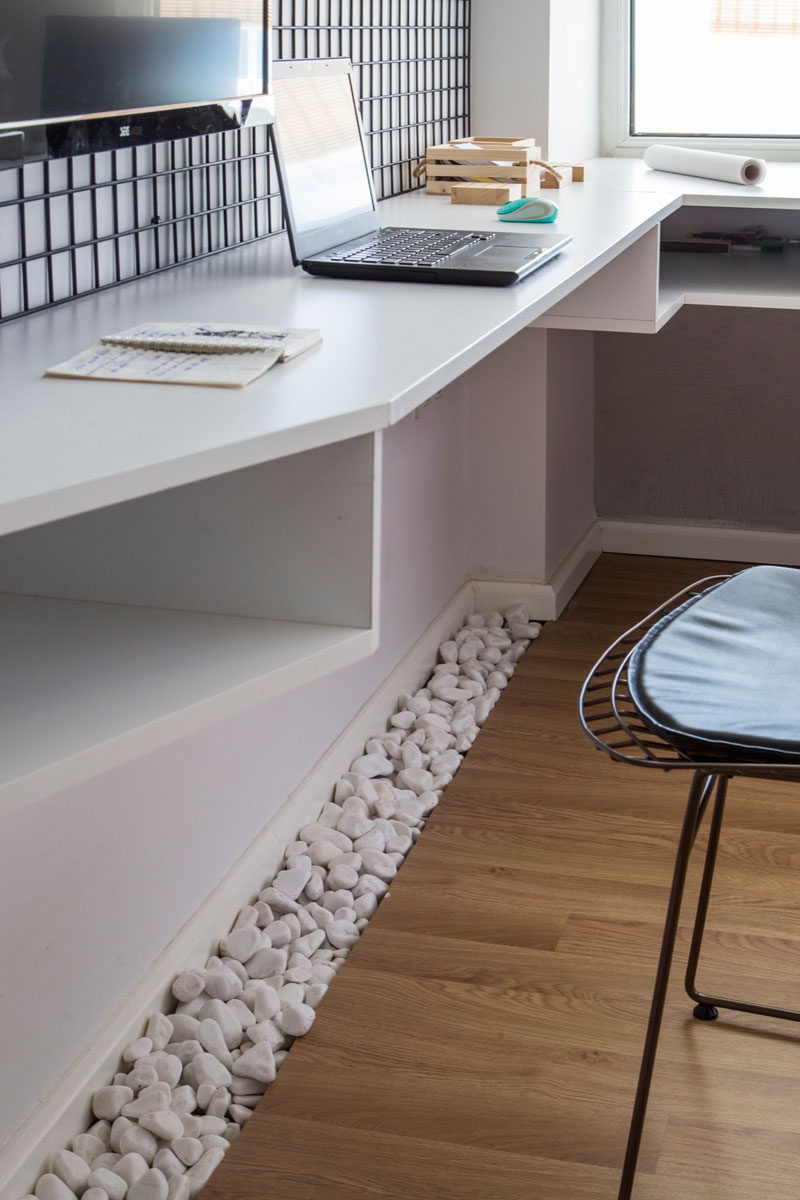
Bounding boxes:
128 1169 169 1200
229 1104 253 1125
166 1178 190 1200
92 1087 134 1122
184 1149 225 1196
220 925 262 963
169 1086 196 1116
279 1003 316 1037
257 887 299 914
304 824 355 853
118 1126 157 1164
121 1082 171 1118
354 893 378 920
50 1150 91 1193
336 809 372 839
171 973 205 1003
233 1043 276 1084
139 1109 184 1141
359 848 397 881
273 856 312 900
231 904 259 930
349 753 394 778
71 1133 106 1165
292 929 326 957
204 964 243 1001
86 1169 127 1200
278 982 306 1008
122 1038 153 1065
145 1013 173 1053
92 1155 122 1171
35 1178 77 1200
172 1137 203 1167
199 998 244 1047
245 946 288 979
197 1018 233 1067
152 1149 184 1180
185 1052 232 1090
246 980 280 1022
396 767 434 794
326 920 359 950
354 828 385 853
247 1018 284 1050
113 1152 150 1187
169 1014 200 1041
327 864 359 890
353 874 389 899
321 888 354 912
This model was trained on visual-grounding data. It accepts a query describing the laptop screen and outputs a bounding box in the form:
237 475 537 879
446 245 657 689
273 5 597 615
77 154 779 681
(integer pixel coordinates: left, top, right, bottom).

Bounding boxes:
272 60 379 263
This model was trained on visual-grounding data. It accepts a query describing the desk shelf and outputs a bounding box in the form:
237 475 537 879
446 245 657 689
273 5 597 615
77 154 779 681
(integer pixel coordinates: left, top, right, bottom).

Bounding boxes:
659 246 800 310
0 435 380 815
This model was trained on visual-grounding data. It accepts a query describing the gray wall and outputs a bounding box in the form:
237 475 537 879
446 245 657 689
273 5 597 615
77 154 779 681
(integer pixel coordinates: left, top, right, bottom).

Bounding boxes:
595 306 800 531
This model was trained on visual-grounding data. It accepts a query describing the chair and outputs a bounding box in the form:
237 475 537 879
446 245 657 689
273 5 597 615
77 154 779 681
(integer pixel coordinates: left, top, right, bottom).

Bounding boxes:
578 564 800 1200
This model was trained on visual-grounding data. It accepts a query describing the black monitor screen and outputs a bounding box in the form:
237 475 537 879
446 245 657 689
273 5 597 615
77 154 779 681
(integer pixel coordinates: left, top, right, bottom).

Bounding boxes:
0 3 265 126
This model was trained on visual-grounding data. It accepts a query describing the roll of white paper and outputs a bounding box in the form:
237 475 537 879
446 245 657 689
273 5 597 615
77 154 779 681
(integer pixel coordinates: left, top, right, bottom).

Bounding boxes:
643 144 766 186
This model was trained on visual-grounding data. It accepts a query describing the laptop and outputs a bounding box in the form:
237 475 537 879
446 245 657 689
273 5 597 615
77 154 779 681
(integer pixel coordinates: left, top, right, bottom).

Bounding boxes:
270 59 572 287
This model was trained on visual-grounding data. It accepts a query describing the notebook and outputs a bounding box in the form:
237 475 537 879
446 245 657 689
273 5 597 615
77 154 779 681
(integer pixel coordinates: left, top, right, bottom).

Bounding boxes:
270 59 572 287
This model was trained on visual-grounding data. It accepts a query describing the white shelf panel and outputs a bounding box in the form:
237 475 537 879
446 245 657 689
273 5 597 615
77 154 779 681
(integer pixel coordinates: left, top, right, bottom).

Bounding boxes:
0 593 374 816
660 247 800 310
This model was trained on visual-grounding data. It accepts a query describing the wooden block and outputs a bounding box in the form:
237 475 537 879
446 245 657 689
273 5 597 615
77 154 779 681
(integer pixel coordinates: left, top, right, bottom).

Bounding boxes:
450 183 522 206
541 165 573 189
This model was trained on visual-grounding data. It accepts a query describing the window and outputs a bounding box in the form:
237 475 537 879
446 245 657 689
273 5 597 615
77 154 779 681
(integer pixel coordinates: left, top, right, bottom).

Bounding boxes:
604 0 800 151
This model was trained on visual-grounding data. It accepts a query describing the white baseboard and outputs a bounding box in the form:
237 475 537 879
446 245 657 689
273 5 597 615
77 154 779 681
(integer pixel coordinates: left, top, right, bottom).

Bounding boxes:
0 580 476 1200
472 523 602 620
600 519 800 566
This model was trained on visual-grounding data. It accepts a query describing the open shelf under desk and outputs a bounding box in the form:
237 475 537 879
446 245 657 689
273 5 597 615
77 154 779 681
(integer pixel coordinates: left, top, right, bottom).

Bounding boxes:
660 246 800 310
0 593 374 816
0 433 380 815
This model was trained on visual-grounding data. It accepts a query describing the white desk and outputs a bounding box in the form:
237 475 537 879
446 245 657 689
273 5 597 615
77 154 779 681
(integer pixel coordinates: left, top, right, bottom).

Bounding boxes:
2 157 799 814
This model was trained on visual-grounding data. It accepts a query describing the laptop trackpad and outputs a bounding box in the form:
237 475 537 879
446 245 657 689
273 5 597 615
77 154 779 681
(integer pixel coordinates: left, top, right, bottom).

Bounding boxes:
473 245 543 263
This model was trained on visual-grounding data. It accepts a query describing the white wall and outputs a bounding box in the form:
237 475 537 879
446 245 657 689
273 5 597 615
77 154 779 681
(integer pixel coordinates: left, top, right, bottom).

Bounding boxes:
470 0 551 144
548 0 602 163
470 0 601 163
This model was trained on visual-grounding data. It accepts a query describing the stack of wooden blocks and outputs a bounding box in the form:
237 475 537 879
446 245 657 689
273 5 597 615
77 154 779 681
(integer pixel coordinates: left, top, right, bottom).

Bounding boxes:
421 137 584 205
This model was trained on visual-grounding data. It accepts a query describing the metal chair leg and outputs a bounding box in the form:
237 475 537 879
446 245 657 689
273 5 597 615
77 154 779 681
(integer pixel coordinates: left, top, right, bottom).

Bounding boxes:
684 775 727 1020
684 775 800 1025
617 770 710 1200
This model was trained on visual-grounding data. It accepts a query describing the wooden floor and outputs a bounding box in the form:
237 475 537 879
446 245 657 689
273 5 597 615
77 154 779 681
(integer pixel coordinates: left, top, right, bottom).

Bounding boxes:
204 555 800 1200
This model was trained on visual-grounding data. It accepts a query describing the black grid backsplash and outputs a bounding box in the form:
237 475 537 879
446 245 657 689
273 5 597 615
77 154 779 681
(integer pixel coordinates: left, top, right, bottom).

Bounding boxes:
0 0 470 323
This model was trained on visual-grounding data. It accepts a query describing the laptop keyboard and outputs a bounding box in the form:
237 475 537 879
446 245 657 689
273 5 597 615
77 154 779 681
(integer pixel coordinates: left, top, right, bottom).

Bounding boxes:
325 227 495 267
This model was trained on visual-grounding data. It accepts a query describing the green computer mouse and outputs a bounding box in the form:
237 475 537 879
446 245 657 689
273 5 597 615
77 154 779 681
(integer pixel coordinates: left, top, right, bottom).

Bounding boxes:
497 197 559 223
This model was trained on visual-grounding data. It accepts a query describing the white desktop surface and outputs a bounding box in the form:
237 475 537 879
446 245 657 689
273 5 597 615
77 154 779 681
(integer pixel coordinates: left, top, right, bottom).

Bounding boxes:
4 157 800 537
0 175 675 537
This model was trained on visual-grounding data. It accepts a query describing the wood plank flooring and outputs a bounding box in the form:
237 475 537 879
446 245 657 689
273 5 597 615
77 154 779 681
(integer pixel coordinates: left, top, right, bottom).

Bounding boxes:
204 555 800 1200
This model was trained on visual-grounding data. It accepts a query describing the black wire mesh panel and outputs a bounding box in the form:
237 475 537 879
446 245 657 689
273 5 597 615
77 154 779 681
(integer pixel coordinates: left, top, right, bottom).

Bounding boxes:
0 0 470 323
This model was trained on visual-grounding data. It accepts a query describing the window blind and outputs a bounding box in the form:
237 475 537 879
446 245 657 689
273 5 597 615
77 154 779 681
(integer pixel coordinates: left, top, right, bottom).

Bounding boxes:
160 1 264 21
711 0 800 33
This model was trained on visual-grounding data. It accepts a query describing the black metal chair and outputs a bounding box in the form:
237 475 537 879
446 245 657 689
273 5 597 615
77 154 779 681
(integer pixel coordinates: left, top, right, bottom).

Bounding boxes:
578 564 800 1200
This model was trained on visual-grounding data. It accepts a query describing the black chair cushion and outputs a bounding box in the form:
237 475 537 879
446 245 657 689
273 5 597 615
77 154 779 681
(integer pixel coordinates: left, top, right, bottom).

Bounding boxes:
628 565 800 763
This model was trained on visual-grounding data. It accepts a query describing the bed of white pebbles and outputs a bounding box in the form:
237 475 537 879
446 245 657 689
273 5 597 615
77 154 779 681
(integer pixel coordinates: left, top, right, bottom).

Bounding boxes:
21 606 541 1200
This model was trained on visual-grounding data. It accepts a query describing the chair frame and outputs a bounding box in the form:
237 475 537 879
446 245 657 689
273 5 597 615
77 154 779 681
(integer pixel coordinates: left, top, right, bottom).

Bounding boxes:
578 574 800 1200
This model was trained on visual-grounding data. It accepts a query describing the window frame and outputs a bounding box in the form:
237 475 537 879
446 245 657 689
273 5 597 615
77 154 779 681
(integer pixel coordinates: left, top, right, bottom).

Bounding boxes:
601 0 800 158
